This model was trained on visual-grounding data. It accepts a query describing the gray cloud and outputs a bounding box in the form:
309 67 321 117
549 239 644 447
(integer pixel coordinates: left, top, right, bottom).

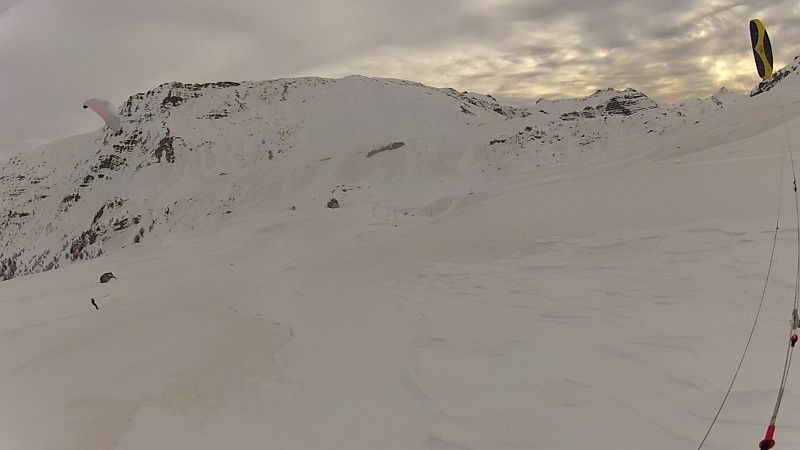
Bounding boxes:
2 0 799 160
0 0 22 17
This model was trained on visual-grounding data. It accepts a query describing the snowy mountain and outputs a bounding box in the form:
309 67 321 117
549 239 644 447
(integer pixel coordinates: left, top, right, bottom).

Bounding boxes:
1 76 527 280
676 86 747 117
0 76 695 281
531 87 659 118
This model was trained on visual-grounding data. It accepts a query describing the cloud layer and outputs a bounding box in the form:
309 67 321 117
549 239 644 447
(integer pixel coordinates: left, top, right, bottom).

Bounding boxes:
1 0 799 159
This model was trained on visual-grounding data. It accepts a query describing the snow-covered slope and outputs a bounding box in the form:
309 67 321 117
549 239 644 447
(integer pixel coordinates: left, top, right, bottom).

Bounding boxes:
751 55 800 96
5 76 755 282
4 70 800 449
676 87 747 118
0 76 704 281
1 76 527 280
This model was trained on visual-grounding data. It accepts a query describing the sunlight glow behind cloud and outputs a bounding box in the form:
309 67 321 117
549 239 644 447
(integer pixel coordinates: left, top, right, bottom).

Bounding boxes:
1 0 799 159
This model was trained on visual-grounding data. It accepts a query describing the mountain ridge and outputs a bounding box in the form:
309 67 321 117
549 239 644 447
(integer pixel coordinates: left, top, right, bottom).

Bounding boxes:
0 72 773 281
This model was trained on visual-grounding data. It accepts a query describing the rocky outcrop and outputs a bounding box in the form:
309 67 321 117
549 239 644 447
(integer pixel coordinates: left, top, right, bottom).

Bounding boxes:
750 56 800 97
366 142 405 158
560 89 658 120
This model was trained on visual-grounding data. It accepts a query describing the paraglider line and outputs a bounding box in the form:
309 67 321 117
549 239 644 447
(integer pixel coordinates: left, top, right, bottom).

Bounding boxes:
761 127 800 442
698 146 786 449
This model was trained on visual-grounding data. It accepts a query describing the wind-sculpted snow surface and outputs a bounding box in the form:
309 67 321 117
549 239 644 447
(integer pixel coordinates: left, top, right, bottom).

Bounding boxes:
0 75 758 281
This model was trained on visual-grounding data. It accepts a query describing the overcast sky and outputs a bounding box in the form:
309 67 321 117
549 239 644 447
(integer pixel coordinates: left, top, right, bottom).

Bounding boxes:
1 0 799 160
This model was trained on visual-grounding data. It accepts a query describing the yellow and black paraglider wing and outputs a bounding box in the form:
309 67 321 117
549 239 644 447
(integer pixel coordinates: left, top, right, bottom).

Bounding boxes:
750 19 774 80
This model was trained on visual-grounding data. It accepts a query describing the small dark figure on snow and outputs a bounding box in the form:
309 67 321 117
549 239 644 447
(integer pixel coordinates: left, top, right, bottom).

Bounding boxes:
91 298 99 310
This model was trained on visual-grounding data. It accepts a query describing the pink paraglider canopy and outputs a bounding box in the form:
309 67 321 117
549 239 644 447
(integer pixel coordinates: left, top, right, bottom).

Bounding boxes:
82 98 121 132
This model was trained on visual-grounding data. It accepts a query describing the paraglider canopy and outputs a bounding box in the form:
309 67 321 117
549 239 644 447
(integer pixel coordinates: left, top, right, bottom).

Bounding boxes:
750 19 774 80
83 98 121 132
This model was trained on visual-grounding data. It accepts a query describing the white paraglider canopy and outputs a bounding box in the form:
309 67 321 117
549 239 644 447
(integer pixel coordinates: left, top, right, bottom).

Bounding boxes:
82 98 121 132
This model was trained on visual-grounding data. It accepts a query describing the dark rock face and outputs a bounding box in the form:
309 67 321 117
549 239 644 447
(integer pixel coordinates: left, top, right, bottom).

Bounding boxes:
0 252 22 281
327 198 340 209
560 90 658 121
366 142 405 158
174 81 241 91
62 192 81 204
155 136 178 163
100 272 116 283
96 154 126 171
198 111 230 120
162 96 183 107
68 229 99 261
603 95 639 115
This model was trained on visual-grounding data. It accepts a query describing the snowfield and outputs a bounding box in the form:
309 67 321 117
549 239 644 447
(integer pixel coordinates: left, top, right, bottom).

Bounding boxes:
3 70 800 449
